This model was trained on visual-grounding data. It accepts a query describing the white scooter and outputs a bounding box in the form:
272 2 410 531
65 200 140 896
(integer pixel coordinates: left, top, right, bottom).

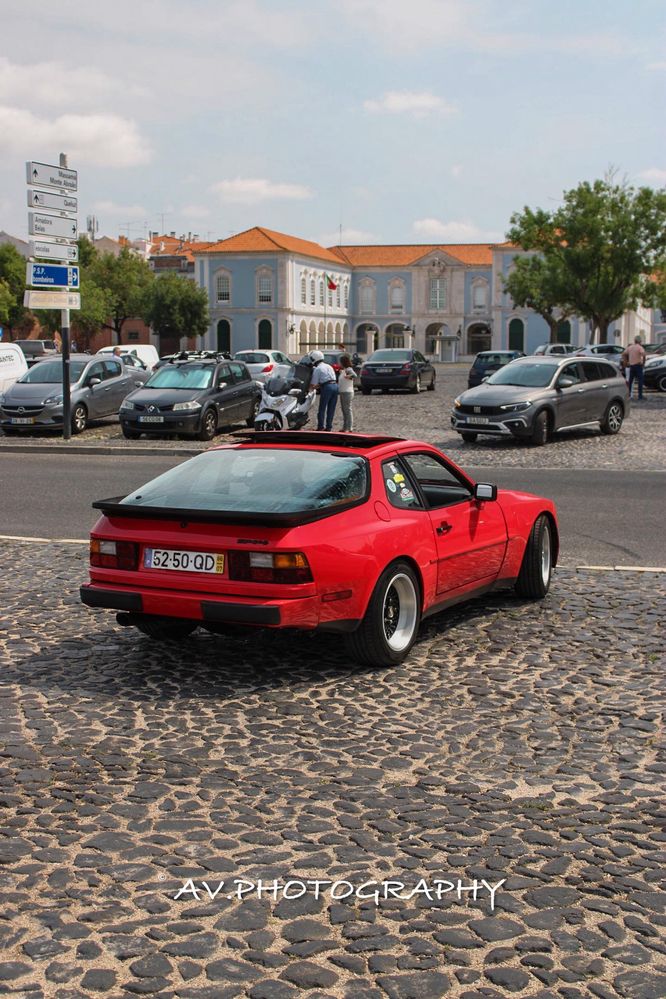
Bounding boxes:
253 362 317 431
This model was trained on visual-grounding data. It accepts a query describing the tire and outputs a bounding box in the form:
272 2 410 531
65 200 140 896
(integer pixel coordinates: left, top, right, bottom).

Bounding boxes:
657 374 666 393
427 374 436 391
71 403 88 434
461 431 478 443
197 408 217 441
122 428 141 440
361 386 371 395
135 617 197 641
345 560 421 667
410 375 422 394
515 515 553 599
600 400 624 435
530 410 549 446
246 398 261 427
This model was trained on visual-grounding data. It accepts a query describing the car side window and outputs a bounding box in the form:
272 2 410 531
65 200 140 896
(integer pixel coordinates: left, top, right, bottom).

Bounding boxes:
103 359 123 379
216 364 231 387
382 459 422 510
558 362 582 385
86 361 105 382
229 362 250 382
402 452 472 509
598 362 618 379
413 351 425 363
581 361 604 382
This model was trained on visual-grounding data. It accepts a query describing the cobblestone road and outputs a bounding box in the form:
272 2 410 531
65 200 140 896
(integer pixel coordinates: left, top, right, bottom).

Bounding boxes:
2 366 665 472
1 541 664 998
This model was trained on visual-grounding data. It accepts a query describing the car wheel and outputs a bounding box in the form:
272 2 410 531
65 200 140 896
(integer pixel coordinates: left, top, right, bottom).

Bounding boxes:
246 398 261 427
600 400 624 435
657 374 666 393
71 403 88 434
197 408 217 441
345 560 421 667
427 374 436 391
530 410 549 446
135 617 198 641
515 514 553 599
461 431 478 443
361 386 371 395
122 428 141 440
411 375 422 394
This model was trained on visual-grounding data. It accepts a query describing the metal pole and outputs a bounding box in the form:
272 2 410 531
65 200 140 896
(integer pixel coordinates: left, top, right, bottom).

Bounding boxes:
61 308 71 440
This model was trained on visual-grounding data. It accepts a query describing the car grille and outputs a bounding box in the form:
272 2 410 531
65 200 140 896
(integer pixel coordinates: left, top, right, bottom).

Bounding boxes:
457 404 504 416
2 405 45 415
132 402 175 413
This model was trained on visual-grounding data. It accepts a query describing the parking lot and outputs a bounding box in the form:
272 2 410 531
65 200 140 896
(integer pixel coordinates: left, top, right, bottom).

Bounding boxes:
1 364 665 999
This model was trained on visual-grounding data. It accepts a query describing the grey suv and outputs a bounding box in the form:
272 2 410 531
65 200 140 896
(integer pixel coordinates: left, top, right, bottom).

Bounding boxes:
452 355 629 445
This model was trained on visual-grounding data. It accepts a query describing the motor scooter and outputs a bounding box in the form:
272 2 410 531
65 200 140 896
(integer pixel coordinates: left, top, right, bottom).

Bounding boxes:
254 360 316 431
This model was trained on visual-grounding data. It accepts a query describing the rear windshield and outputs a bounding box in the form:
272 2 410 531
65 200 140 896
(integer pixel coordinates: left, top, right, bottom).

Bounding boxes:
19 360 88 383
368 350 412 362
473 353 515 368
121 448 368 514
235 352 270 364
145 365 213 390
488 362 558 387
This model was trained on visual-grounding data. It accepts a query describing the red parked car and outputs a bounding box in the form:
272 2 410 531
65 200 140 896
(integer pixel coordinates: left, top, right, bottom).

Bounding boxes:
80 432 558 667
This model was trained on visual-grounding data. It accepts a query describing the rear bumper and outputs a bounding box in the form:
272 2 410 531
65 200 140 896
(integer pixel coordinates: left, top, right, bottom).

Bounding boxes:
361 375 412 390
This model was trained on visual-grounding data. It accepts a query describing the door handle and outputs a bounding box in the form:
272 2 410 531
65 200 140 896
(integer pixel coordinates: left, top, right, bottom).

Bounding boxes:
437 521 452 535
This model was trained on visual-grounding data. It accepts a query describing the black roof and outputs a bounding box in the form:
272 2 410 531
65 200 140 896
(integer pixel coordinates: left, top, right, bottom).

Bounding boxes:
231 430 405 449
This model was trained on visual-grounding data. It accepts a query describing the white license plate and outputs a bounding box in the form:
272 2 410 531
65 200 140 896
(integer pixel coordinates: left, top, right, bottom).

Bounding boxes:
144 548 225 573
467 416 489 425
139 415 164 423
11 417 35 424
378 367 392 374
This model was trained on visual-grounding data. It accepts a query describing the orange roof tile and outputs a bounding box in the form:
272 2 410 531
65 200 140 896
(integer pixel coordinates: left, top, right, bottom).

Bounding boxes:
330 243 494 267
195 226 346 265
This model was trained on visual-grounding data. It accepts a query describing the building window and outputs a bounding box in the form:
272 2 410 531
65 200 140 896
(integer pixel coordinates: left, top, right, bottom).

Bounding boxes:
344 283 349 309
216 272 231 303
319 279 325 306
301 274 307 305
472 282 487 311
359 279 375 315
310 278 316 306
328 286 333 308
336 284 341 308
257 270 272 305
429 277 446 310
389 280 405 314
508 318 524 351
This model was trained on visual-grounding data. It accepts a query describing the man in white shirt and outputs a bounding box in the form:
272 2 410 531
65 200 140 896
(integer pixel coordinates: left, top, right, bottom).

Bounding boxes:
621 336 646 400
309 350 339 430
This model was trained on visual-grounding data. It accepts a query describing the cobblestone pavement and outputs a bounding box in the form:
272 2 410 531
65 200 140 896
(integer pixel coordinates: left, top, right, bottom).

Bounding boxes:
2 366 665 471
1 540 664 998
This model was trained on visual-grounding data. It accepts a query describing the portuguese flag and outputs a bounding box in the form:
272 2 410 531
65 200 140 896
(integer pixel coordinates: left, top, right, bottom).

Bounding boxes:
325 273 338 290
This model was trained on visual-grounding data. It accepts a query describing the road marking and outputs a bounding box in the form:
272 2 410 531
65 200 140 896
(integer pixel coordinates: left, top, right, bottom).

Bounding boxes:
0 533 87 545
575 564 666 573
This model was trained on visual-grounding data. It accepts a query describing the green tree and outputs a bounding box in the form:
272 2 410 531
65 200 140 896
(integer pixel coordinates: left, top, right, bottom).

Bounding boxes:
146 272 210 341
507 178 666 343
88 246 154 343
502 254 573 344
71 276 112 351
0 243 27 327
0 278 13 327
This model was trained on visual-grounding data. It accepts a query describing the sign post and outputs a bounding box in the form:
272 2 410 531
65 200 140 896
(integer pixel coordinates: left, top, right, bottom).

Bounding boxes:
26 153 79 440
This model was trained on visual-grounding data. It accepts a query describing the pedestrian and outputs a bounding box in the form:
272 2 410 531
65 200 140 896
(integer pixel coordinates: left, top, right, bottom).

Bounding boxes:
112 346 122 358
309 349 339 431
621 336 646 400
338 352 355 432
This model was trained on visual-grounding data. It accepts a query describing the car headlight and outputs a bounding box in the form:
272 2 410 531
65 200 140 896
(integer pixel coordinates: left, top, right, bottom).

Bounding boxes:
453 398 462 408
43 394 63 405
499 401 532 412
646 358 665 369
173 400 202 411
120 399 137 410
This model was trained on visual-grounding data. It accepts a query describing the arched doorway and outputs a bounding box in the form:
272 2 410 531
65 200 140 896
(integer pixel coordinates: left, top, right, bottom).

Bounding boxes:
258 319 272 349
508 318 524 352
385 323 410 348
556 320 571 344
467 323 491 355
356 323 378 355
217 319 231 353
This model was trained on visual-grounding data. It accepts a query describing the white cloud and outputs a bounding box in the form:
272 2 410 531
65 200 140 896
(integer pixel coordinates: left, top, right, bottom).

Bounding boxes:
363 91 456 117
210 178 313 203
0 57 144 108
450 164 463 178
318 227 377 245
0 106 152 167
646 61 666 70
180 205 211 219
638 167 666 184
93 200 147 218
413 218 503 242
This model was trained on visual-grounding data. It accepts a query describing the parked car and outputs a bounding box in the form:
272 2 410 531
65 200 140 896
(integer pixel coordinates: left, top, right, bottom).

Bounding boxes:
119 354 261 440
298 350 364 387
13 339 58 367
233 349 292 384
644 342 666 355
644 353 666 392
97 344 160 370
0 343 29 392
0 354 146 434
468 350 525 388
533 343 575 356
153 349 231 371
360 349 436 394
452 355 629 445
574 344 625 365
80 430 558 667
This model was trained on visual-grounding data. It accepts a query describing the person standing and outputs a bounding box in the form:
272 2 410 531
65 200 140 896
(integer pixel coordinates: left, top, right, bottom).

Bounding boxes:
622 336 646 400
309 350 338 430
338 353 355 432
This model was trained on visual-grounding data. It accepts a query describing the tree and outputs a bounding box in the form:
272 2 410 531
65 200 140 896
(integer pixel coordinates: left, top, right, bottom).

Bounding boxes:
88 246 154 343
0 279 13 327
0 243 28 328
502 254 573 344
146 272 210 341
507 177 666 342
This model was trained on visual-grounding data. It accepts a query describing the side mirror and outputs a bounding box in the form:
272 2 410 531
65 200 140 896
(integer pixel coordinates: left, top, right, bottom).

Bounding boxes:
217 381 228 390
481 375 489 383
474 482 497 502
558 377 574 389
88 377 102 387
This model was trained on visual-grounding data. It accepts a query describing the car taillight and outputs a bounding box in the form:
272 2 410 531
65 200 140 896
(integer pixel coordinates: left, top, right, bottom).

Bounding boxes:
400 363 412 372
228 551 313 584
90 538 139 570
262 363 274 373
361 366 369 375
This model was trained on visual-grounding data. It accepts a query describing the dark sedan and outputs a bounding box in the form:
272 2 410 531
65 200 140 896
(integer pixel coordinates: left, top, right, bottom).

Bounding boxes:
468 350 525 388
360 349 436 394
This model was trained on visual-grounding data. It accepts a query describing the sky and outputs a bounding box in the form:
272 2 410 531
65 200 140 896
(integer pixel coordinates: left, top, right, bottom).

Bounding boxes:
0 0 664 248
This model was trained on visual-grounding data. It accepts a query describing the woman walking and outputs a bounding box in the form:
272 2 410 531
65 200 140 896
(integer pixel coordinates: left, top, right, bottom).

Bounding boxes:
338 353 355 432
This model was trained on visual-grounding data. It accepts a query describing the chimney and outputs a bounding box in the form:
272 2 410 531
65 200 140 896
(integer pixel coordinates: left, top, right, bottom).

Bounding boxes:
193 233 199 242
188 231 192 242
170 231 176 238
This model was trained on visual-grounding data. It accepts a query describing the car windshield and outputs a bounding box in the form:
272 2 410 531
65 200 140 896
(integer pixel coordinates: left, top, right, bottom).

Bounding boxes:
487 363 558 387
368 350 412 362
145 365 213 390
473 353 513 368
18 360 88 384
121 448 368 513
235 352 270 364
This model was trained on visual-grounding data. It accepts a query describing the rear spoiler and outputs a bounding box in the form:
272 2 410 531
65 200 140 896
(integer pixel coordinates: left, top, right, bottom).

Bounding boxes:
92 496 366 527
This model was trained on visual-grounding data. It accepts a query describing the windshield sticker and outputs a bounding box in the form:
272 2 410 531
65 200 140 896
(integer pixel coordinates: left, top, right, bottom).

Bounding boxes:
386 479 397 493
400 487 414 502
393 473 405 483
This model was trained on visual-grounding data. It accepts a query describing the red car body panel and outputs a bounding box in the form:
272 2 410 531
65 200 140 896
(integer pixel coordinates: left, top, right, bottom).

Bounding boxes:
82 436 558 632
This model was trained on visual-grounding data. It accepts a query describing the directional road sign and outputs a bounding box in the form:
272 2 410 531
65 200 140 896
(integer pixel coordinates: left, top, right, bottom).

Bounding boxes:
27 263 80 289
24 290 80 310
29 240 78 263
26 161 78 192
29 211 78 241
27 189 78 214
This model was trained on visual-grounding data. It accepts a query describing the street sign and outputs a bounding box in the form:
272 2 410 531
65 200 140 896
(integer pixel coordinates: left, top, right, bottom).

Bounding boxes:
26 161 78 192
27 189 78 214
27 263 80 289
28 211 78 241
23 290 81 310
29 240 78 262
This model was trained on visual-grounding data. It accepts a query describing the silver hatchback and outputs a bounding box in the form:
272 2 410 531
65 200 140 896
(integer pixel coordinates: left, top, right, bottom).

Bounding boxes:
452 355 629 445
233 349 292 384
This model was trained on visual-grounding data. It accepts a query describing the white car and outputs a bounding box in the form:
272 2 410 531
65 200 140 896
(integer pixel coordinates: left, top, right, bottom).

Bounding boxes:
233 349 293 384
574 344 624 366
97 344 159 370
0 343 29 392
533 343 575 356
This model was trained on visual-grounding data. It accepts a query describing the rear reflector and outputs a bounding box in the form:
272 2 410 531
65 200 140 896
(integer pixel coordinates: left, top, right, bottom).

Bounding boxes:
229 550 312 584
90 538 139 570
321 589 352 603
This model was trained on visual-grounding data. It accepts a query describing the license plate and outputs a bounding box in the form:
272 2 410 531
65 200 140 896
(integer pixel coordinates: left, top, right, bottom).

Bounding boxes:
11 417 35 424
144 548 225 573
378 367 392 374
467 416 489 425
139 415 164 423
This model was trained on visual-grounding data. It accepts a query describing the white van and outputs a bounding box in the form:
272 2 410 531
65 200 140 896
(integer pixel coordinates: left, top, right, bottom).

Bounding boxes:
0 343 29 392
97 344 159 370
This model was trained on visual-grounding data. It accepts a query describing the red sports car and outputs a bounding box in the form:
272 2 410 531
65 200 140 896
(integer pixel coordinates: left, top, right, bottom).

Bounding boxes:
81 432 558 667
